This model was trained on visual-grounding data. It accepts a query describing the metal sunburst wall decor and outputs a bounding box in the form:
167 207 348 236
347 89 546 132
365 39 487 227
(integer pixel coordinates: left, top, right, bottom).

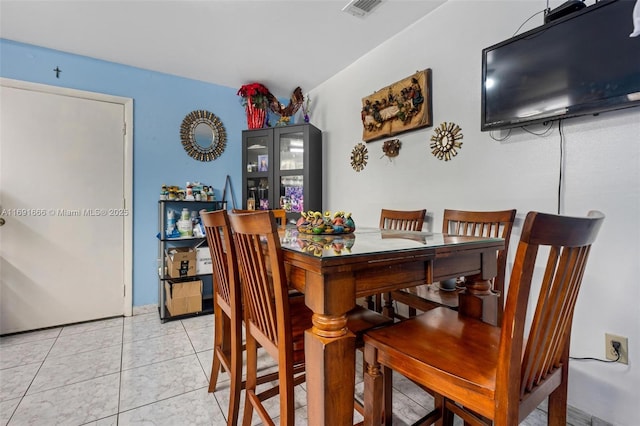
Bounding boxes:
350 143 369 172
430 122 463 161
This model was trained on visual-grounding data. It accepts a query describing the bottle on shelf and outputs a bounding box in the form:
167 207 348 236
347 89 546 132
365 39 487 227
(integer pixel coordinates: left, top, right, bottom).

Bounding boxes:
166 210 176 235
177 208 193 237
185 182 195 201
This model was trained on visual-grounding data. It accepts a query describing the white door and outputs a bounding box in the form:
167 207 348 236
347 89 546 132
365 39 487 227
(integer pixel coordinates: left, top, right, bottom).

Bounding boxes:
0 81 130 334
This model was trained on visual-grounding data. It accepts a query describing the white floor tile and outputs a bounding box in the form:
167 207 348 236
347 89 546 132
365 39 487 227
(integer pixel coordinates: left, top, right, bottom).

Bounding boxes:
122 330 194 370
9 373 120 425
28 344 121 394
47 326 122 359
181 314 213 332
125 311 158 324
0 327 61 347
118 388 226 425
59 317 123 337
0 397 21 425
184 323 214 353
123 315 185 343
0 362 40 401
86 414 118 425
132 304 158 316
0 338 55 369
119 354 208 412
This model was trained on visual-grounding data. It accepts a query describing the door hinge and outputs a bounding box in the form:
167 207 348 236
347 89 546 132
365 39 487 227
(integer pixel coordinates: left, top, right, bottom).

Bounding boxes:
123 285 126 297
122 123 126 135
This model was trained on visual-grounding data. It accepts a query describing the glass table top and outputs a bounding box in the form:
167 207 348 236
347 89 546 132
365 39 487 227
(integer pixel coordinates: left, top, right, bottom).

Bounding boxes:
280 227 503 258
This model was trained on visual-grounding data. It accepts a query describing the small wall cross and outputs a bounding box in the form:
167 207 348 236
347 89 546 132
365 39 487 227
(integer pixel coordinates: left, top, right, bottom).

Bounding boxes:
53 67 62 78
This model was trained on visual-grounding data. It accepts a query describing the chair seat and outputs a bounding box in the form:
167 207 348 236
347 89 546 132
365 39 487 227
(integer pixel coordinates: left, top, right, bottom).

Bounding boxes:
347 305 394 345
288 295 314 362
364 307 499 400
289 300 393 356
391 284 459 317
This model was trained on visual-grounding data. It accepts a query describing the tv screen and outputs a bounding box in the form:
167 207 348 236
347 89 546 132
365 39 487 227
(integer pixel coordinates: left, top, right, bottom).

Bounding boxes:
481 0 640 131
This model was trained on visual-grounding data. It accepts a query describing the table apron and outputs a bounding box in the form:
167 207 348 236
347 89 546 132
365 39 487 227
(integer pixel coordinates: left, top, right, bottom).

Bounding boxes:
355 260 428 297
431 249 497 282
285 249 496 313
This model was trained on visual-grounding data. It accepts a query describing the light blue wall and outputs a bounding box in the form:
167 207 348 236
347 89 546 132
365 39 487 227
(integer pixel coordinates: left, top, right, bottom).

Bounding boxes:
0 38 245 307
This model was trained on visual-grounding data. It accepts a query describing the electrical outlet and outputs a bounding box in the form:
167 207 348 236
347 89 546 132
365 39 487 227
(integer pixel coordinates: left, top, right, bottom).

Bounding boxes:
605 333 628 365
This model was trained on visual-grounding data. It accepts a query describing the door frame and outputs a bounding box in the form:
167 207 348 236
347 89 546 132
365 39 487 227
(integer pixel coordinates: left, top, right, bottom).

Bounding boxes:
1 77 134 317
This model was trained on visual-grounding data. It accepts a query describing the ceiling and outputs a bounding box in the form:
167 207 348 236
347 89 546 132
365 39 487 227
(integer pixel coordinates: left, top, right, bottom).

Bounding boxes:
0 0 446 96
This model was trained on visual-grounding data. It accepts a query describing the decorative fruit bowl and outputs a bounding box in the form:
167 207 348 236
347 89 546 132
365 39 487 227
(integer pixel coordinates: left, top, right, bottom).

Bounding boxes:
296 210 356 235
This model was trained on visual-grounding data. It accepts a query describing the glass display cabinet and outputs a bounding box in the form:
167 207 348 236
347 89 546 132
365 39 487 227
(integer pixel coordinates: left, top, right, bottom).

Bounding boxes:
242 123 323 223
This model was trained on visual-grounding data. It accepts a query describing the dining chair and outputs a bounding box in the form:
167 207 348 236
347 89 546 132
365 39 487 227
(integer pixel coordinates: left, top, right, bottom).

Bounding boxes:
388 209 516 321
201 209 283 426
228 210 392 426
201 209 242 424
232 208 287 228
367 208 427 313
363 210 605 426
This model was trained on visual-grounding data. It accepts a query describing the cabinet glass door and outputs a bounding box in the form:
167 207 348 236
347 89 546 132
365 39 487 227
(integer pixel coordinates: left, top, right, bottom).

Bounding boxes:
245 134 269 173
245 133 270 210
245 177 270 210
280 175 304 212
278 130 305 212
279 131 304 171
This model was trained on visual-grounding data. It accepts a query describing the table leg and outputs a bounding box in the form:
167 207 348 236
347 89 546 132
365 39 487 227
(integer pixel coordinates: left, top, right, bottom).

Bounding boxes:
458 274 499 326
305 313 356 426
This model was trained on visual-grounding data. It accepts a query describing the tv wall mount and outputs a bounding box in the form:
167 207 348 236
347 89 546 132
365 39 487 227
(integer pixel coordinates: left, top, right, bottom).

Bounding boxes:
544 0 586 23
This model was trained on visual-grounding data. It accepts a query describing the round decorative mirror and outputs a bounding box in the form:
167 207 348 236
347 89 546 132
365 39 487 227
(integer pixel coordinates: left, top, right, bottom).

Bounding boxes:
180 110 227 161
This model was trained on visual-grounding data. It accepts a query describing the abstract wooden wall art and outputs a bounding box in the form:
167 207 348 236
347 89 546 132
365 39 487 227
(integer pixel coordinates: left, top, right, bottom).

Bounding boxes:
382 139 401 158
361 69 432 142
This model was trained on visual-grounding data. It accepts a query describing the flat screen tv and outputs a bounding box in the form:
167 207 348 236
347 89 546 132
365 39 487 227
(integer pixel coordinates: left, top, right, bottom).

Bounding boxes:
481 0 640 131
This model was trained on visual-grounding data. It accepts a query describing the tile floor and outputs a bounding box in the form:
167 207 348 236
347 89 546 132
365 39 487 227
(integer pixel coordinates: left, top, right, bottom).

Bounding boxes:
0 307 604 425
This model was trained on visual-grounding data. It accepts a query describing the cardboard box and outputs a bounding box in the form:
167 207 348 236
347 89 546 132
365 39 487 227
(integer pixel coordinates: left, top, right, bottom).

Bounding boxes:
166 247 196 278
165 279 202 316
196 246 213 275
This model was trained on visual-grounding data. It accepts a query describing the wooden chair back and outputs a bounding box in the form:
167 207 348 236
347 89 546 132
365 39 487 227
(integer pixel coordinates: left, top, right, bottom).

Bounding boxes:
229 211 288 360
495 210 604 423
379 208 426 231
201 209 239 315
232 208 287 228
373 208 426 313
442 209 517 310
200 209 243 424
228 210 306 425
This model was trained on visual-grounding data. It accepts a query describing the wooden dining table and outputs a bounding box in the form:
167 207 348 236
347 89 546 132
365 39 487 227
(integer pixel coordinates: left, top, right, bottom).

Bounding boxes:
279 226 505 426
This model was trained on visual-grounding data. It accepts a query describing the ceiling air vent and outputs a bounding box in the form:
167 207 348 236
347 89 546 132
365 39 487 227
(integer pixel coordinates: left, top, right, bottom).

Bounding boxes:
342 0 383 18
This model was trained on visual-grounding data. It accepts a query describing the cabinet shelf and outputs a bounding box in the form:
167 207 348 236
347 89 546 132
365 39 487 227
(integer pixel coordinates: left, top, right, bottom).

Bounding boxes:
159 236 206 242
157 199 226 322
158 273 212 282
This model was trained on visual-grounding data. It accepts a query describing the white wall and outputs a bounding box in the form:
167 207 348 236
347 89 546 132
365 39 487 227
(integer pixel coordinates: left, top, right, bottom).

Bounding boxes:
311 1 639 424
